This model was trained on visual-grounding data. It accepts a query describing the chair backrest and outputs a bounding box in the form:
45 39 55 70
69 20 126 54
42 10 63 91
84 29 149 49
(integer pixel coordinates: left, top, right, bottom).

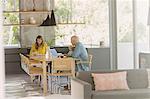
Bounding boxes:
52 58 75 77
88 54 93 69
76 54 93 70
20 53 30 75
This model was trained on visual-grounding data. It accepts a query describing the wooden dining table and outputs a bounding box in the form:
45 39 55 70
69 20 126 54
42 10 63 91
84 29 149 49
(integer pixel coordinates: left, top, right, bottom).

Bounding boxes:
28 55 77 96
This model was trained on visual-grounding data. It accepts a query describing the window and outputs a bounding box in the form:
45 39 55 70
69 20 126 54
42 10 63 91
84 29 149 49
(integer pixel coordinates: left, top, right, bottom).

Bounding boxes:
2 0 20 47
117 0 134 69
136 0 149 67
117 0 150 69
55 0 109 48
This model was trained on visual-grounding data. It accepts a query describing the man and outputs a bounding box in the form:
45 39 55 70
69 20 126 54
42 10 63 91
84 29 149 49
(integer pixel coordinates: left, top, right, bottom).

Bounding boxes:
68 36 89 71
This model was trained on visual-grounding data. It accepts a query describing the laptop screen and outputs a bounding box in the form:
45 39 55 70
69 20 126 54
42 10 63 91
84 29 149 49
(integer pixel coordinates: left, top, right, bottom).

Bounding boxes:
50 49 58 58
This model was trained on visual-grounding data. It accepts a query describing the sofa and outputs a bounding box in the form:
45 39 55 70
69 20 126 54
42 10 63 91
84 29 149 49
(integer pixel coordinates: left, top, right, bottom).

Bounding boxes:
71 69 150 99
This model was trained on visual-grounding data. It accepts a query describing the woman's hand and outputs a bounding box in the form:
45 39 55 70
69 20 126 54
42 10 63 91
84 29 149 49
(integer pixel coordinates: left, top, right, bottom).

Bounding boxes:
31 52 38 56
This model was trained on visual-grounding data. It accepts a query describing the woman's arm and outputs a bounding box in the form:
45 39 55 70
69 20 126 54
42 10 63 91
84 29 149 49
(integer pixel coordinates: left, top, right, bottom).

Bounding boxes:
29 44 36 55
44 42 48 54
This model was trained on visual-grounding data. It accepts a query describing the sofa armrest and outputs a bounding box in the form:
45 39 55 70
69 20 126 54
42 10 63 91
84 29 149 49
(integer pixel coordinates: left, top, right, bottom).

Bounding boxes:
71 78 92 99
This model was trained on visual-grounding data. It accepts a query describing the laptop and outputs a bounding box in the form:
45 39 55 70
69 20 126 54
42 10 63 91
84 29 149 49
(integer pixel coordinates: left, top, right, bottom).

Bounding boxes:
50 49 58 58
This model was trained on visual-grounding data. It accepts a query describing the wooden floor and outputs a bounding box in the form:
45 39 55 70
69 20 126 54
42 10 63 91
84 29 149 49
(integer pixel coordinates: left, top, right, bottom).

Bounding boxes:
5 74 71 99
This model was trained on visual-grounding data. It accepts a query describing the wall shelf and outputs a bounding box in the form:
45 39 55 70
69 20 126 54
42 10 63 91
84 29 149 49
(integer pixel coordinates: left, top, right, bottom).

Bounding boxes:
3 10 86 26
58 23 85 25
3 11 51 14
3 22 85 26
3 24 39 26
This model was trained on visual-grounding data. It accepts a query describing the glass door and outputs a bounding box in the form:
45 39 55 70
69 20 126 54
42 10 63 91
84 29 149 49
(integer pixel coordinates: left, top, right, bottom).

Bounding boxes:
117 0 134 69
135 0 149 68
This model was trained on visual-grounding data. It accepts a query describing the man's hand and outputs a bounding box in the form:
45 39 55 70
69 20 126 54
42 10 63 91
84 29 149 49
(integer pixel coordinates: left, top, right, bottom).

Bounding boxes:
69 45 75 51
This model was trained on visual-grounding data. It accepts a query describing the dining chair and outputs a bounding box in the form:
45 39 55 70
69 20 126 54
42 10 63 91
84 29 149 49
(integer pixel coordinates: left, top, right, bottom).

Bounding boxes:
47 57 75 94
20 53 43 84
76 54 93 70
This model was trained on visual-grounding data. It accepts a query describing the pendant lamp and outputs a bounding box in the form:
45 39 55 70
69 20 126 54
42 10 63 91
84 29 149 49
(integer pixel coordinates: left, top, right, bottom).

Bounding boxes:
40 10 56 26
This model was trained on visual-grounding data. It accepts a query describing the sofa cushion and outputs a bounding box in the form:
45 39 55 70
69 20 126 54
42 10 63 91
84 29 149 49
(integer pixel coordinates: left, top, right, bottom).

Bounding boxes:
92 72 129 91
92 89 150 99
76 69 148 90
126 69 148 89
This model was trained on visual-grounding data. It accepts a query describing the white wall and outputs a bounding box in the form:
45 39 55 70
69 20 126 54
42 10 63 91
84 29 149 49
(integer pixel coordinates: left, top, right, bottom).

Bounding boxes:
0 2 5 99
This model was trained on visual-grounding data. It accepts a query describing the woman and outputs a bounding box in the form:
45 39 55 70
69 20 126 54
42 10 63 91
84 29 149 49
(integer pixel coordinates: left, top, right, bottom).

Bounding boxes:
29 35 49 83
30 35 48 56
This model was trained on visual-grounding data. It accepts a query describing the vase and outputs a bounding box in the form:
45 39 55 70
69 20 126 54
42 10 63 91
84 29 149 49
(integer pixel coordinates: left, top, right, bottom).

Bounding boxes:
29 17 36 24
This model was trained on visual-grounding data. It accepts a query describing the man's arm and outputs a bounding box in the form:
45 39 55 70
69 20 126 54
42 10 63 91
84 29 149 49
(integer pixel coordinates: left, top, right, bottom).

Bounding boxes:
72 44 81 58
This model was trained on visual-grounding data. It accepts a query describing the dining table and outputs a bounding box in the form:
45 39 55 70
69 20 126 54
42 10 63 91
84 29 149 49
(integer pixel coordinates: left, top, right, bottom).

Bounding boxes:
28 55 78 96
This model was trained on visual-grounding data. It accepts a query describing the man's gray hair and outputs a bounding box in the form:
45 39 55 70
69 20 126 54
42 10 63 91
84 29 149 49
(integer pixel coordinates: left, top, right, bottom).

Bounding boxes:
71 35 79 42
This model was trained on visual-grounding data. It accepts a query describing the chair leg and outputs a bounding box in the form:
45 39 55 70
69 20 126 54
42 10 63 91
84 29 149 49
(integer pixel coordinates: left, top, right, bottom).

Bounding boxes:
56 76 59 94
30 76 34 83
38 75 40 84
58 76 61 94
68 77 71 90
54 76 57 94
56 76 60 94
52 76 56 94
40 75 43 88
48 76 52 93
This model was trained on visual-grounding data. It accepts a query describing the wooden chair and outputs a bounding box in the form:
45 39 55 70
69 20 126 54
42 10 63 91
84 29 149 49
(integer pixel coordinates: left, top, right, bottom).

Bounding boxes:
52 58 75 77
47 58 75 93
76 54 93 70
20 53 43 83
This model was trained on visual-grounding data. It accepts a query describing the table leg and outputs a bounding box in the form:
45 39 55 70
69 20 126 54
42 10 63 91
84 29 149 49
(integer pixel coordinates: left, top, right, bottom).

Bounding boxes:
42 61 47 96
72 60 75 78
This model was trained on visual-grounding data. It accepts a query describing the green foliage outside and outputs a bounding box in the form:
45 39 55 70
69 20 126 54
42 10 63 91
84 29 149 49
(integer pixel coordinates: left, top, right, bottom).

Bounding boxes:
3 0 19 45
3 0 143 46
